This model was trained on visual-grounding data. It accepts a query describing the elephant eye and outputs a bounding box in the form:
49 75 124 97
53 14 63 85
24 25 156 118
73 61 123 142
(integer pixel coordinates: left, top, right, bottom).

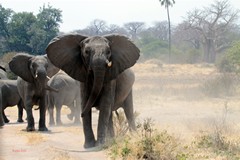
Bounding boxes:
85 48 91 55
106 50 111 57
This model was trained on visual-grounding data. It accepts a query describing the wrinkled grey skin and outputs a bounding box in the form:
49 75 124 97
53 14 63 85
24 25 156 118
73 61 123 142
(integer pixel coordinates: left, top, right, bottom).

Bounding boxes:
0 80 24 124
0 65 7 80
46 34 140 148
9 53 59 131
47 71 81 125
0 66 7 127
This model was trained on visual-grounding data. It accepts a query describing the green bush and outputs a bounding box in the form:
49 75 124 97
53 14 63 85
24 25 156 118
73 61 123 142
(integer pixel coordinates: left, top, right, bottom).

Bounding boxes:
216 41 240 73
0 52 18 79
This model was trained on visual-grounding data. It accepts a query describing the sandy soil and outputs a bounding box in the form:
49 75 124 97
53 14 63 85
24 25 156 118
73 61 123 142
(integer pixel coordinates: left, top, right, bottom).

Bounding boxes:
1 62 240 159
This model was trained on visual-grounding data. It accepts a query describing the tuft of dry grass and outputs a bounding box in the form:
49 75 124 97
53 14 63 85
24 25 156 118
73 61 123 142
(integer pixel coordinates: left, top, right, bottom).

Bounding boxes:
17 130 47 145
108 118 188 160
25 132 46 145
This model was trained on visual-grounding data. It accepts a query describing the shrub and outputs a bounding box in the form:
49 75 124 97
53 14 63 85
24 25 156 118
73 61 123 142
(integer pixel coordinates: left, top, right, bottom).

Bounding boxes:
201 73 236 97
216 41 240 73
108 118 188 160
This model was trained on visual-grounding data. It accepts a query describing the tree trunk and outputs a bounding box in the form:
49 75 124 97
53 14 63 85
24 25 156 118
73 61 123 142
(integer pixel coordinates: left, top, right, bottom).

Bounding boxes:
167 5 171 63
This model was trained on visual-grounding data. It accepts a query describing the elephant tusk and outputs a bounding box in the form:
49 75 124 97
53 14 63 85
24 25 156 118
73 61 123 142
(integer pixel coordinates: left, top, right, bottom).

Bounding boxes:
106 60 112 67
35 73 38 78
46 76 51 80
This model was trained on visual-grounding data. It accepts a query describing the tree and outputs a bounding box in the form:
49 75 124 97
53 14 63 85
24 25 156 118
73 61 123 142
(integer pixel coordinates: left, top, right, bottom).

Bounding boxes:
32 4 62 54
184 0 239 62
88 19 107 35
124 22 145 40
159 0 175 63
0 5 13 54
0 4 62 55
7 12 37 53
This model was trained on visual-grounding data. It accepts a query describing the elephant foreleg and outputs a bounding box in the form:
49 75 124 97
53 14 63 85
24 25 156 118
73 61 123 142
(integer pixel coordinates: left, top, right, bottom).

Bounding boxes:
48 106 54 126
107 112 114 138
48 94 55 126
38 97 48 131
55 103 63 125
26 104 35 131
0 110 3 127
96 81 115 146
81 82 95 148
0 106 4 126
82 110 96 148
73 99 81 124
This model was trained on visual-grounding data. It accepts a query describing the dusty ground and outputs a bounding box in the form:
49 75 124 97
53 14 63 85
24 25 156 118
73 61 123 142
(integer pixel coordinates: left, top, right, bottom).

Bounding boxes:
1 62 240 159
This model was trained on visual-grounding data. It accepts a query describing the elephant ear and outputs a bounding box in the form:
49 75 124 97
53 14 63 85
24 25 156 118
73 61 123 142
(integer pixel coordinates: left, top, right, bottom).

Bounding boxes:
104 34 140 81
43 55 60 78
9 53 34 83
46 34 87 82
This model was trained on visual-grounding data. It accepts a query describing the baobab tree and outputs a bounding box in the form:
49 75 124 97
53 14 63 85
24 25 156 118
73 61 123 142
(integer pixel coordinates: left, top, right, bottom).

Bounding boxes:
159 0 175 63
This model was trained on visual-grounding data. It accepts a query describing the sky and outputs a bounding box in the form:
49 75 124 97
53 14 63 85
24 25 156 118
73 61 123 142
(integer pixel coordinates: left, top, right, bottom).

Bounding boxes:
1 0 239 32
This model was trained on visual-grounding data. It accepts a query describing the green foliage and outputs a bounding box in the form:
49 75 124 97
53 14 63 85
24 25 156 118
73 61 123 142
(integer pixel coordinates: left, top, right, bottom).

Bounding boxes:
0 4 62 55
0 52 17 79
137 35 169 60
216 41 240 73
7 12 37 53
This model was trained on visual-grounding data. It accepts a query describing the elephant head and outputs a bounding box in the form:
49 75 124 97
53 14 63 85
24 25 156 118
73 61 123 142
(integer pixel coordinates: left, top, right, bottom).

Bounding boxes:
46 34 140 116
9 53 59 91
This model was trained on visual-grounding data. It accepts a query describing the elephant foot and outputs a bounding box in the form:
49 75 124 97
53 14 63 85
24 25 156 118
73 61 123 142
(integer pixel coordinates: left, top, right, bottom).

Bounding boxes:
39 126 48 132
56 121 63 126
17 119 24 123
26 126 36 132
4 119 10 123
67 114 74 121
49 121 55 126
73 119 81 125
84 140 96 149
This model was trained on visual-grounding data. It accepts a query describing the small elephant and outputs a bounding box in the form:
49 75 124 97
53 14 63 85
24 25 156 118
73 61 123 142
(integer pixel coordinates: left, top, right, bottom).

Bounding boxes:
0 79 24 124
9 53 59 131
47 71 81 125
46 34 140 148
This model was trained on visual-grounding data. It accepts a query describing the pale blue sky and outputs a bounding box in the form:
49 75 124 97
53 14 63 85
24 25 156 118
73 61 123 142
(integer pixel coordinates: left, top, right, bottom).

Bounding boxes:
1 0 239 32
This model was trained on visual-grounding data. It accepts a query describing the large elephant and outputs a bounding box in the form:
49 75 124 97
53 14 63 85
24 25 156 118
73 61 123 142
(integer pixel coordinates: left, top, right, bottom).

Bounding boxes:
0 65 7 79
9 53 59 131
47 70 81 125
46 34 140 148
0 79 24 124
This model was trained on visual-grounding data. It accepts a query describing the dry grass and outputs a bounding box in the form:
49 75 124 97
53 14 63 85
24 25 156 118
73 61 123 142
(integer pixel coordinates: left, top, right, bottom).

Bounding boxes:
108 62 240 160
18 131 47 145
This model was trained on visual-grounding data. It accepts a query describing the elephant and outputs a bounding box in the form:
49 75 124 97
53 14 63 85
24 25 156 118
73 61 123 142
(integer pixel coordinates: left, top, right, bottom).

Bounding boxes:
0 65 7 79
9 53 59 131
47 70 81 125
0 79 24 124
46 34 140 148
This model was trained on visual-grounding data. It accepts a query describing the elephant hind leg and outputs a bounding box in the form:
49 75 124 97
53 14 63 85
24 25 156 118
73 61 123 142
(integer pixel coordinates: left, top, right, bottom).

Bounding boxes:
123 90 136 131
55 103 63 126
2 108 10 123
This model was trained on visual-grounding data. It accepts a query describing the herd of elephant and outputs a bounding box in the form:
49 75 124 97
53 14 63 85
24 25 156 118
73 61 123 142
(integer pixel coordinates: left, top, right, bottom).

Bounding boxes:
0 34 140 148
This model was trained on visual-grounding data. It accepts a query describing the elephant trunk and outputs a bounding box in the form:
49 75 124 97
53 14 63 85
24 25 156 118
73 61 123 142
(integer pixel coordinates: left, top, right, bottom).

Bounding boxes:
81 68 105 117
